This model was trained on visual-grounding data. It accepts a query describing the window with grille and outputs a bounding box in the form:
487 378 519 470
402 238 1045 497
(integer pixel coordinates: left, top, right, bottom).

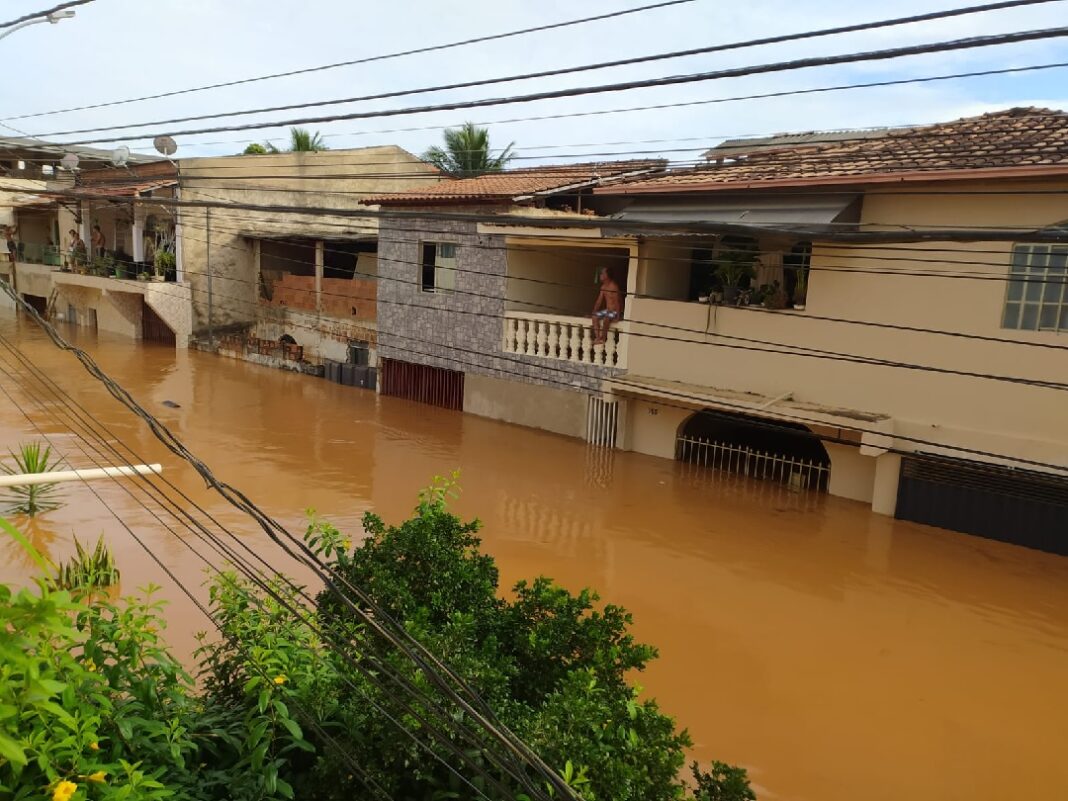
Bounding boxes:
1002 244 1068 332
420 242 457 292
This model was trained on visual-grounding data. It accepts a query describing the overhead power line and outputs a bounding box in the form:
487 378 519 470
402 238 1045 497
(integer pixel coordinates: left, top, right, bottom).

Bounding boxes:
32 0 1066 138
1 0 694 121
50 24 1068 145
0 0 92 28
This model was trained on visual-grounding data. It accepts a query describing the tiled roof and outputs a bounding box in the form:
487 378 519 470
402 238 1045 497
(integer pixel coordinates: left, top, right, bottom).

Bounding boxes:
364 160 664 205
599 107 1068 194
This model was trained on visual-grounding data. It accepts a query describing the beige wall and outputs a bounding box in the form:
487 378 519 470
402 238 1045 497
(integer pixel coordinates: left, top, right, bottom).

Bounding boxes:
505 243 628 316
178 145 441 334
636 238 692 300
622 179 1068 482
464 372 589 439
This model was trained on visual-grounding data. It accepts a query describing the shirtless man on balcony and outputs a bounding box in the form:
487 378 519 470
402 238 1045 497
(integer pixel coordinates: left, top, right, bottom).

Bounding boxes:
591 267 622 345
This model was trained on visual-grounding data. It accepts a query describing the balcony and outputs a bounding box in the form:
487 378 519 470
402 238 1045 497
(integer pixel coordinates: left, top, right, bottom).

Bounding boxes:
502 311 626 368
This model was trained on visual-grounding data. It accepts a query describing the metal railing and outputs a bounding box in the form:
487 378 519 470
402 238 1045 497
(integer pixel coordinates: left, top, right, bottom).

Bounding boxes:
675 434 829 492
17 243 62 267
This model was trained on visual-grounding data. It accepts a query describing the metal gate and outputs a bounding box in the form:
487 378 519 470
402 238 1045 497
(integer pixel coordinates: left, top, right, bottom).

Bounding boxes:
142 299 176 346
379 357 464 411
586 396 619 448
675 434 829 491
896 457 1068 555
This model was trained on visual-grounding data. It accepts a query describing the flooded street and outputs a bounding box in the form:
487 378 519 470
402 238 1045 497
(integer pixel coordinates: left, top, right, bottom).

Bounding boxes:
1 312 1066 801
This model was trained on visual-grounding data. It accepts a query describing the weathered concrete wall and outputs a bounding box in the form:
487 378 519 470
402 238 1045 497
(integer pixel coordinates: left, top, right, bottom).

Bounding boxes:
463 372 588 439
144 282 193 346
376 214 618 395
252 305 376 364
178 146 441 335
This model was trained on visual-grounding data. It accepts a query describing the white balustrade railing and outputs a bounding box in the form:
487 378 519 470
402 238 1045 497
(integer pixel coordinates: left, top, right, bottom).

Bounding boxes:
502 311 625 368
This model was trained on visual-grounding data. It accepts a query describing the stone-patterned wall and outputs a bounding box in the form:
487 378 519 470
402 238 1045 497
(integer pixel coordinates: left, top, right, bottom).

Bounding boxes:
377 214 616 393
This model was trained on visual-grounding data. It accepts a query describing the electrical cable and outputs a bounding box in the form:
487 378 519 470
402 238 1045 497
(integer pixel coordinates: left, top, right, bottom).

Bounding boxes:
0 359 397 801
165 216 1068 387
34 0 1067 139
0 333 547 801
1 0 695 121
50 25 1068 146
0 282 580 800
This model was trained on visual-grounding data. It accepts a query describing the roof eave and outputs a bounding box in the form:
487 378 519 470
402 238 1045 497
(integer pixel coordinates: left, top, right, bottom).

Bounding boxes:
594 164 1068 195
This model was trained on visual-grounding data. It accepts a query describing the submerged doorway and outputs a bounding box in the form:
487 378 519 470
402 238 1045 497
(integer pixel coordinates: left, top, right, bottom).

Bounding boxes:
675 409 830 491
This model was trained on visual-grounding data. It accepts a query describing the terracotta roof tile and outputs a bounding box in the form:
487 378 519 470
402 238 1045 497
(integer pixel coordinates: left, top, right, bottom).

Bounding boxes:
364 160 664 205
598 108 1068 194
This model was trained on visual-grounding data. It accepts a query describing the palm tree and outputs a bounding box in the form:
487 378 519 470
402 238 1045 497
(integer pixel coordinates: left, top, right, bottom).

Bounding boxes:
288 127 327 152
422 123 515 177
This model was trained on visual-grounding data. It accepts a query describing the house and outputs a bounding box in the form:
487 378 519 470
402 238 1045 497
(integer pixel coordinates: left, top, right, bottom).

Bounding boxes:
366 160 665 434
0 139 190 345
366 109 1068 553
177 145 442 366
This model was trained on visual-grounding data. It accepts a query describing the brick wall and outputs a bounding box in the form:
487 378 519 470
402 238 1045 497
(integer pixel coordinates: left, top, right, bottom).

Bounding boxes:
265 272 376 321
377 213 616 392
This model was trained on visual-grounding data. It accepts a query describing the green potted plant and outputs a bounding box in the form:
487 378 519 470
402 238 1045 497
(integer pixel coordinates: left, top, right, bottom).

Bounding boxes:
716 246 756 304
762 280 788 310
154 250 175 283
793 268 808 310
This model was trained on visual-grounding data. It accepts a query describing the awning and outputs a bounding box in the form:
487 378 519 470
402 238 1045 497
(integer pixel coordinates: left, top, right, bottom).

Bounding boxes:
609 194 860 230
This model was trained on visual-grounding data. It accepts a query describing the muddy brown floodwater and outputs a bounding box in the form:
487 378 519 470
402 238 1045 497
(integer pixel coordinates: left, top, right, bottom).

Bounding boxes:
0 312 1066 800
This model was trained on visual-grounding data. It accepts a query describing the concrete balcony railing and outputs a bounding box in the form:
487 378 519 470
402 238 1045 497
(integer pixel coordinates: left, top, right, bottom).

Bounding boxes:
502 310 626 369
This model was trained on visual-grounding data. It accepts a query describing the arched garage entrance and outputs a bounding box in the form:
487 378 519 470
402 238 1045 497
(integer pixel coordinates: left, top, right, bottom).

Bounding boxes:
675 409 830 491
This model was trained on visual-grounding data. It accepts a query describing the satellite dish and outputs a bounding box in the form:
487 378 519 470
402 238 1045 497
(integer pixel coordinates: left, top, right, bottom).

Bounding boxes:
153 135 177 157
60 152 80 171
110 146 130 167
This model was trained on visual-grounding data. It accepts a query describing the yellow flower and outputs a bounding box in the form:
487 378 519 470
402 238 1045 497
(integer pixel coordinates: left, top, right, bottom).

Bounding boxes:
52 780 77 801
87 771 106 784
341 539 352 550
84 658 96 673
88 741 100 751
273 675 287 686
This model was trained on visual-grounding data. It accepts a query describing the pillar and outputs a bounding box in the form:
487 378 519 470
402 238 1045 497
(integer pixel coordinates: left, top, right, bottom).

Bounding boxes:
315 239 324 315
871 453 902 517
79 202 91 251
174 205 184 283
131 203 145 264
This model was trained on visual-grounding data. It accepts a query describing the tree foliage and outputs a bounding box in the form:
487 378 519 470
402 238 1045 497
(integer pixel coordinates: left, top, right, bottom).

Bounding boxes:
423 122 515 177
241 128 327 155
0 479 756 801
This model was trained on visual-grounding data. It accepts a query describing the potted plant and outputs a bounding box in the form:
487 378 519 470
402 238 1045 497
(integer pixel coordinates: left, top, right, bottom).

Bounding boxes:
716 246 756 304
762 280 788 310
793 268 808 310
154 251 175 283
137 271 150 282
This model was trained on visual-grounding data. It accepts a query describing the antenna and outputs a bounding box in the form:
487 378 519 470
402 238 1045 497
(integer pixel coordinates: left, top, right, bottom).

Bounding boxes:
110 146 130 167
153 135 178 157
59 152 80 171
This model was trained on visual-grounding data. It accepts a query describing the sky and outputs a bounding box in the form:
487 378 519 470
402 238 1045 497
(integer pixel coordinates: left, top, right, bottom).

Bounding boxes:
1 0 1067 164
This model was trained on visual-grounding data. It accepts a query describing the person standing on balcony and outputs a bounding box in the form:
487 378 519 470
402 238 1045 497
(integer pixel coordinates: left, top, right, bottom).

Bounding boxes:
4 226 17 264
91 224 106 259
591 267 623 345
67 228 87 271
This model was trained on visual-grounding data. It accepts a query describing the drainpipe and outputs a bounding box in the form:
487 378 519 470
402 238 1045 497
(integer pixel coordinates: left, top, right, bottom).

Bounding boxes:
206 206 214 347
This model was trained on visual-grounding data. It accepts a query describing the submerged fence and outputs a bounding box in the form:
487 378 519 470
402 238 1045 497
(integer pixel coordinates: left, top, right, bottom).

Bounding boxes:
675 434 829 492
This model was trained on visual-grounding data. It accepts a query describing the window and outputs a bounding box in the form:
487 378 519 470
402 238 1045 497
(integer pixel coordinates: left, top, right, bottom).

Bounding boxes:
421 242 457 292
1002 244 1068 332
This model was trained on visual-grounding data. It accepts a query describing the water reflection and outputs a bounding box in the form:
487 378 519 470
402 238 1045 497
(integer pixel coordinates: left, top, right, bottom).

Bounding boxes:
1 312 1067 801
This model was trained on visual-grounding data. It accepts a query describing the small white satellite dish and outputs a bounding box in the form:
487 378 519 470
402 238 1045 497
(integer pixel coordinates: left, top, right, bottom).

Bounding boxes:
153 135 177 157
59 152 80 171
110 146 130 167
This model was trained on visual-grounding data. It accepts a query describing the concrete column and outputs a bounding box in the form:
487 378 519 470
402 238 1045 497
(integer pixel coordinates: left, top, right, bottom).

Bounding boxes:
79 202 91 250
173 206 184 283
252 239 261 297
131 203 145 263
871 453 902 517
315 239 324 315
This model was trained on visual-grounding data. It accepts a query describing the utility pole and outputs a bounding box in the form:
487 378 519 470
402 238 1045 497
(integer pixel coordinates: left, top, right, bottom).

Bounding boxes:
206 206 214 347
